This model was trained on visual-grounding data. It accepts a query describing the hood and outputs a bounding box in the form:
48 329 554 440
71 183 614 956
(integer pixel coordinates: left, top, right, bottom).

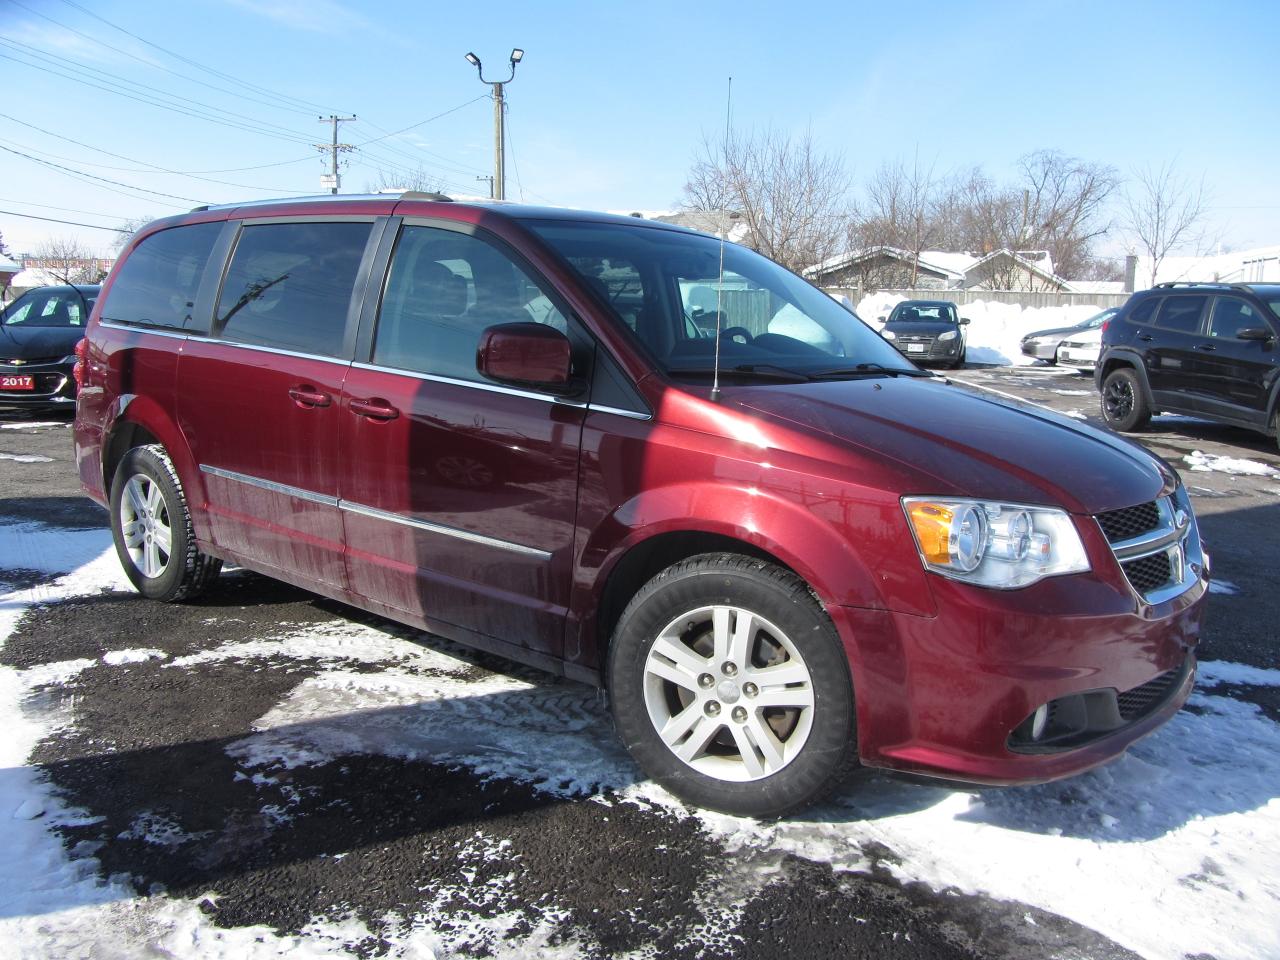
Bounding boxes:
731 376 1171 515
0 323 84 361
882 320 960 338
1022 324 1081 341
1061 328 1103 346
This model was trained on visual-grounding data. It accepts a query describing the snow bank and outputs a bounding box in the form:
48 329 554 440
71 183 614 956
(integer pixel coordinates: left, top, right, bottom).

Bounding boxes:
855 293 1105 366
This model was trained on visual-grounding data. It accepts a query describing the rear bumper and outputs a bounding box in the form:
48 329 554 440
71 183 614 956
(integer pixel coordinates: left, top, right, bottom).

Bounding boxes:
834 561 1207 785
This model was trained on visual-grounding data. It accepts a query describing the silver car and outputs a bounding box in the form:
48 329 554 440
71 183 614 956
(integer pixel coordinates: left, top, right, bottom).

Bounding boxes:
1020 308 1117 363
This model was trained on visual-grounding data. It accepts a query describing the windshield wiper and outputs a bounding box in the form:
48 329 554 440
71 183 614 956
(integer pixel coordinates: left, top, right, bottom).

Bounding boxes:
667 363 815 382
810 363 934 379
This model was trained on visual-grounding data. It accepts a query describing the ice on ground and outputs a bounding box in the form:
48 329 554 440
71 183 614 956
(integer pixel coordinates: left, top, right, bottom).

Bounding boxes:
1208 580 1242 596
1061 409 1087 419
1052 388 1092 396
1199 659 1280 688
0 453 54 463
0 421 66 430
1183 450 1279 477
2 521 1279 960
102 649 168 666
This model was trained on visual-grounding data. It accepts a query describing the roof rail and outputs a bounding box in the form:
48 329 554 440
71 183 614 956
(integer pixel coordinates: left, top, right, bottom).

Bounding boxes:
190 191 455 213
1152 281 1233 289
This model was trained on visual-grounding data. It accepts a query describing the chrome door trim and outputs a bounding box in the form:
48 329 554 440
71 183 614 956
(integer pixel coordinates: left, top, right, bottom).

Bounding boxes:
198 463 552 560
338 499 552 559
198 464 339 507
350 361 587 407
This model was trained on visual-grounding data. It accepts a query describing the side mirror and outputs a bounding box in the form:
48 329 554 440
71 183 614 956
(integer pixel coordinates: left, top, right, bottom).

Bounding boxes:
476 322 575 392
877 316 886 323
959 317 971 325
1236 326 1274 342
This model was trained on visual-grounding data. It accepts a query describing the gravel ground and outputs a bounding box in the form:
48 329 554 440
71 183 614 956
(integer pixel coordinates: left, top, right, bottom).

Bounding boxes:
1 370 1277 959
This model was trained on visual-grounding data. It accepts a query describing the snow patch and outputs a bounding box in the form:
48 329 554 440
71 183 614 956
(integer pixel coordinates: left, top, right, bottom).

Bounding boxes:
1199 659 1280 688
0 453 54 463
0 421 66 430
103 648 167 666
1208 580 1242 596
1183 451 1280 478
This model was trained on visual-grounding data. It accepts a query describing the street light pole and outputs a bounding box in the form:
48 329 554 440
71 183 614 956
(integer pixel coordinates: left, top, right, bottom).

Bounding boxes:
464 48 523 201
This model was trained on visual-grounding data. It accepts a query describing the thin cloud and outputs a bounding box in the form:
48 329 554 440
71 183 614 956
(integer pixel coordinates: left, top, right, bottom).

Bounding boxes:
223 0 377 36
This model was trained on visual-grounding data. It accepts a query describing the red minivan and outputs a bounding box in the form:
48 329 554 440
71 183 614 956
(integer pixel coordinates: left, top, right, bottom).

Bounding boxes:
74 195 1208 816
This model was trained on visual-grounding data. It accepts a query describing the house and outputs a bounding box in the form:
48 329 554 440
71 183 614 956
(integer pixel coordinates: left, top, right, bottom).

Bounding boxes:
0 252 18 299
804 245 1075 292
1137 244 1280 287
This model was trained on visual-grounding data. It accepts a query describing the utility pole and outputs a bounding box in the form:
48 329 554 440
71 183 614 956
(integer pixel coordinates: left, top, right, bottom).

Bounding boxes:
316 115 357 194
464 49 523 201
476 175 496 199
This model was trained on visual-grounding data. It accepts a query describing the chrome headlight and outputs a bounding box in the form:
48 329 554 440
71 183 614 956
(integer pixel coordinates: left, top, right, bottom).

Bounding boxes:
881 329 896 340
938 330 958 342
902 498 1090 589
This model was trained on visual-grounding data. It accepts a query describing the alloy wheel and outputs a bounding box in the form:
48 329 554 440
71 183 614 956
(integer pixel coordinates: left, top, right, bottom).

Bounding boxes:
642 604 815 782
118 473 174 579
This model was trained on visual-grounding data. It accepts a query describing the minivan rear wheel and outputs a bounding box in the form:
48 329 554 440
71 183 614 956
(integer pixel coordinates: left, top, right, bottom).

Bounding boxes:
1101 368 1151 432
607 553 856 817
109 444 222 601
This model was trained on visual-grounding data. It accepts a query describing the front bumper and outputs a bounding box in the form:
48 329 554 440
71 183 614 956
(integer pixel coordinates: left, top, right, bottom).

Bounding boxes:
892 338 962 364
832 541 1208 785
0 361 76 410
1021 340 1059 360
1056 344 1100 369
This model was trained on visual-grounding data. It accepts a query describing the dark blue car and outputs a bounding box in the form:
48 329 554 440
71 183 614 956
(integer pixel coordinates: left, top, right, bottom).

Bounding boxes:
877 299 969 368
0 285 99 411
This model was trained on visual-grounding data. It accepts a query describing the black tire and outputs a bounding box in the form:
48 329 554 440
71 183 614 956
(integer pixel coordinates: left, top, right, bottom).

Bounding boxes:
109 444 222 602
607 553 856 817
1100 367 1151 432
950 348 966 370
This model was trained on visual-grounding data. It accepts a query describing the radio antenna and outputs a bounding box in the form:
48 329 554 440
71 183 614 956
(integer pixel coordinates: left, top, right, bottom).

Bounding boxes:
710 76 732 403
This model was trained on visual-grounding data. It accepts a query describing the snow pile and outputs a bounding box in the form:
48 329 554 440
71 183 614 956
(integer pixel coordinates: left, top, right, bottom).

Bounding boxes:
855 292 1106 366
1183 451 1280 478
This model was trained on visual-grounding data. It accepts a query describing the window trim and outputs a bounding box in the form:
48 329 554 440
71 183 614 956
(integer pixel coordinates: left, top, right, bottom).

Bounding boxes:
209 215 388 362
356 215 594 386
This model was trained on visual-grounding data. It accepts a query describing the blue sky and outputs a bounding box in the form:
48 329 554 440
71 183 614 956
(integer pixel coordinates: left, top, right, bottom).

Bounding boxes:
1 0 1276 260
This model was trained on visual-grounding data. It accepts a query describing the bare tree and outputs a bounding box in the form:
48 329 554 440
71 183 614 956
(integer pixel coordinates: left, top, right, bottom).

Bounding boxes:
33 236 106 284
364 166 445 195
111 216 156 256
858 153 943 286
1016 150 1118 279
1124 160 1209 286
681 128 853 273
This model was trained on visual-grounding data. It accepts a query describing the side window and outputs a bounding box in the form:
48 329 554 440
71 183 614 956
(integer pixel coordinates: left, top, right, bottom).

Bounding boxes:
373 225 569 381
1126 298 1159 326
1208 297 1262 339
216 221 371 357
100 222 222 330
1154 295 1206 334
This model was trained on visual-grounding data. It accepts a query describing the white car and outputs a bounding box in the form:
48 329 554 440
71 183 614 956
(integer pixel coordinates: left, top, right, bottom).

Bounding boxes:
1055 326 1103 372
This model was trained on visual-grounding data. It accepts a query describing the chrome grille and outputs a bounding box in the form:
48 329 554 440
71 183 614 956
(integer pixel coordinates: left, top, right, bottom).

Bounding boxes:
1121 552 1172 594
1097 502 1160 543
1095 492 1201 603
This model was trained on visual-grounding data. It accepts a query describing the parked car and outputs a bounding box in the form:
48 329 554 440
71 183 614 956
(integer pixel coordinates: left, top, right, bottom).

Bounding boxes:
0 284 99 411
1021 308 1117 363
1056 324 1104 373
1096 282 1280 447
876 300 969 368
75 197 1207 817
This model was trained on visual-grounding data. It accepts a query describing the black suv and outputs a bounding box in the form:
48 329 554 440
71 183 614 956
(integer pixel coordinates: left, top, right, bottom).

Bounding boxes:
1096 282 1280 447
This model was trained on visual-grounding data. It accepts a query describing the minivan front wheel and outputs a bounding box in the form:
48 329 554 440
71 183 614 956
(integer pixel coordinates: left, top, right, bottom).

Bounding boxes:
110 444 222 601
608 553 855 817
1101 368 1151 432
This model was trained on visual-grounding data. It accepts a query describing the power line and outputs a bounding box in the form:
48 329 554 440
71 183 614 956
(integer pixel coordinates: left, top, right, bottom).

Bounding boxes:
0 40 316 146
0 113 306 193
0 209 129 233
0 198 135 220
0 143 204 204
51 0 347 115
10 0 322 119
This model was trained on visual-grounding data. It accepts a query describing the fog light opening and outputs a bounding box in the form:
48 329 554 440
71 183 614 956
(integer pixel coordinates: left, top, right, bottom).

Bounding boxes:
1030 703 1049 740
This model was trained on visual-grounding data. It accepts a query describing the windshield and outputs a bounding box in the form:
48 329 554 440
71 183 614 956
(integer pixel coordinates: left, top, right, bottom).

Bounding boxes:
888 302 957 324
1 288 97 327
1082 309 1116 330
522 220 915 380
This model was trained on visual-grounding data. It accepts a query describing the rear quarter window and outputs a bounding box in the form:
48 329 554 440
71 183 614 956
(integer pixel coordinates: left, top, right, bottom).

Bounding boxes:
1153 295 1207 334
1125 297 1160 326
100 221 222 330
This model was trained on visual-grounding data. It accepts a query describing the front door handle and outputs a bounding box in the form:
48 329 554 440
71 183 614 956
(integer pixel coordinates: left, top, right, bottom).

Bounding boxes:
288 385 331 408
349 397 400 421
1192 343 1217 352
1138 334 1155 342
